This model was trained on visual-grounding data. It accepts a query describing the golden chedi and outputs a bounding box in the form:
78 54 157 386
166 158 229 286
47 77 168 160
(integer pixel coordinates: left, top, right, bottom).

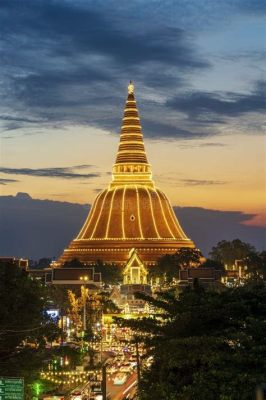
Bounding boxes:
58 82 195 266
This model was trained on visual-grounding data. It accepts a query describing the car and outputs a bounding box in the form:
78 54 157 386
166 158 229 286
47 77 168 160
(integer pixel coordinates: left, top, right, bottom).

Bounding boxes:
120 363 132 373
70 391 82 400
43 397 65 400
91 383 102 393
129 360 137 368
113 373 127 385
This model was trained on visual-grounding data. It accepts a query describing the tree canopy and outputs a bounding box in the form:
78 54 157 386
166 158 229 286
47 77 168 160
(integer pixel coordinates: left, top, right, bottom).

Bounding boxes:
245 250 266 279
149 248 202 283
94 260 122 284
62 258 85 268
209 239 255 266
62 258 122 284
0 261 60 382
117 279 266 400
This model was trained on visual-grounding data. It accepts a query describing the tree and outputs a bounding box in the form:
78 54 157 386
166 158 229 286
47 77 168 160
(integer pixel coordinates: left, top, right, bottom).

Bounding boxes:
36 258 52 269
117 279 266 400
148 254 177 283
210 239 255 266
174 247 202 268
244 250 266 278
201 258 225 272
149 248 202 283
94 260 122 284
0 261 60 385
62 258 85 268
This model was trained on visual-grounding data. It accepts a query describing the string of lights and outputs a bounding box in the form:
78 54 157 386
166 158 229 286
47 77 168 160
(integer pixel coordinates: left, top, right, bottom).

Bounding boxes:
40 370 99 386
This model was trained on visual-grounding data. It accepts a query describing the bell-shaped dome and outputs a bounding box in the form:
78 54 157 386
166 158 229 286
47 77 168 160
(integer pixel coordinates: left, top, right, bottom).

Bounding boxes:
77 186 188 241
58 83 195 266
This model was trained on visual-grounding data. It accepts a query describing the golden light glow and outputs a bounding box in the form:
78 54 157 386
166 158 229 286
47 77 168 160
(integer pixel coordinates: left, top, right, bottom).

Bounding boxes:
156 189 175 239
105 186 117 238
146 187 161 239
58 83 195 266
90 189 109 238
77 190 102 239
136 185 144 239
122 185 127 239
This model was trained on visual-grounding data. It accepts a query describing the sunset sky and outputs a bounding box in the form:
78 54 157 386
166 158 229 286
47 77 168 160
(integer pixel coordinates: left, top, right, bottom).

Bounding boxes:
1 0 265 227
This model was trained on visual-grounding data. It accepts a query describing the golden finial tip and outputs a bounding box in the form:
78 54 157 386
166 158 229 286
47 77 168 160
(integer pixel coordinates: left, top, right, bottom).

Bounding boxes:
128 81 134 94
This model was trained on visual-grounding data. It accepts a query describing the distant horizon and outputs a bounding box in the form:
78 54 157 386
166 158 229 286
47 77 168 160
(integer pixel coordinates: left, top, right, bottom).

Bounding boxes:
3 191 265 228
1 1 265 256
1 192 265 261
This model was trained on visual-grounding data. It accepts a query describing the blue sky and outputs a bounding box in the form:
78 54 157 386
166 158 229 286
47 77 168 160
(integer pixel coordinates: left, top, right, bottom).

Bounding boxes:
0 0 265 227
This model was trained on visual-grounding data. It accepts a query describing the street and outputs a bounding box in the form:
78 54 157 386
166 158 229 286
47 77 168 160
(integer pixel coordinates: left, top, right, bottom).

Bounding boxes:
107 372 137 400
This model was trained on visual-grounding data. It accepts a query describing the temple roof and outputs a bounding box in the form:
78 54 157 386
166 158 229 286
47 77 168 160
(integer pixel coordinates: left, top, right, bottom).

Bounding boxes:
58 83 195 266
111 82 153 187
115 82 148 165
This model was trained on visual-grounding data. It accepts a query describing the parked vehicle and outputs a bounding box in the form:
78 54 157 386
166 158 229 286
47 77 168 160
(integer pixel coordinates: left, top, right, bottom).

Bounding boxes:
113 373 127 385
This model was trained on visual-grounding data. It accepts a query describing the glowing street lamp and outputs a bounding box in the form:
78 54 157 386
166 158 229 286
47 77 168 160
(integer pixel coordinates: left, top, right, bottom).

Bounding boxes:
32 382 42 400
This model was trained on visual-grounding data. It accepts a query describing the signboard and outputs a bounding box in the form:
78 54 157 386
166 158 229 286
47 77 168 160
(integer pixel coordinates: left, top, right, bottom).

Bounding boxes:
0 377 24 400
46 309 60 320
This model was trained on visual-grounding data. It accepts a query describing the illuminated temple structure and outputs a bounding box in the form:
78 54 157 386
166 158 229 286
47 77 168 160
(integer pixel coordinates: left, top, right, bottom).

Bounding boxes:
58 82 195 266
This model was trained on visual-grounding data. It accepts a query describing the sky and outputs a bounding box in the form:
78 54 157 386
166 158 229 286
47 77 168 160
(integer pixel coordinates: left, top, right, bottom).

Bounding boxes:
0 0 266 229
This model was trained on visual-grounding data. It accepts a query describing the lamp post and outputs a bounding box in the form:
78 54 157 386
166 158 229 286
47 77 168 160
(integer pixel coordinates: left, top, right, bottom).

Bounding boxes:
79 275 88 331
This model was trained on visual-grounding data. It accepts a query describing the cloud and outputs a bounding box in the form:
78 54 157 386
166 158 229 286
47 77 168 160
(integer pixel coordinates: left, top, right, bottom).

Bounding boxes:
238 0 266 14
180 179 227 186
0 178 19 185
0 166 100 180
0 1 207 69
0 0 208 136
0 194 264 259
0 0 264 142
141 119 208 140
178 142 227 149
198 143 226 147
166 80 266 120
92 188 104 193
174 206 266 255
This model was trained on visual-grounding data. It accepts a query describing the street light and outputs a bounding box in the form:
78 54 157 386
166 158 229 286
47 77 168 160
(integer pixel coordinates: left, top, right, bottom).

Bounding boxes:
79 275 89 331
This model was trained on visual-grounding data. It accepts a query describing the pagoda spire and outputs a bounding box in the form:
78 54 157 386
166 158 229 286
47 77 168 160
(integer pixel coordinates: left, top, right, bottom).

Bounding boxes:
111 82 153 187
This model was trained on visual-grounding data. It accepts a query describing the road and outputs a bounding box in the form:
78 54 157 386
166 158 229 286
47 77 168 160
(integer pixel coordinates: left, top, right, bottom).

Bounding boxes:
107 372 137 400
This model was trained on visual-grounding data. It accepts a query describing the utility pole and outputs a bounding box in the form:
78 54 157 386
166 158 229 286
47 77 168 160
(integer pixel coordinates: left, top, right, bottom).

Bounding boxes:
136 340 141 391
102 364 107 400
83 300 86 332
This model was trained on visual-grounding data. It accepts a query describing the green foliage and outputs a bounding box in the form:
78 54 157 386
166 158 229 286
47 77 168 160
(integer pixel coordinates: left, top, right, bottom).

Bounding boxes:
94 260 122 284
97 291 119 313
62 258 123 284
245 250 266 278
0 261 61 383
210 239 255 266
201 258 225 272
46 284 72 314
52 345 82 366
118 280 266 400
148 254 177 282
149 248 202 283
62 258 85 268
36 258 52 269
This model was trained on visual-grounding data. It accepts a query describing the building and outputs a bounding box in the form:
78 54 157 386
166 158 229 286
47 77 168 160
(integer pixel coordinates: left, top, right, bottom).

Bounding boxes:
123 248 148 284
110 249 152 314
178 268 223 289
0 256 29 270
58 82 195 266
28 267 101 289
222 259 249 286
